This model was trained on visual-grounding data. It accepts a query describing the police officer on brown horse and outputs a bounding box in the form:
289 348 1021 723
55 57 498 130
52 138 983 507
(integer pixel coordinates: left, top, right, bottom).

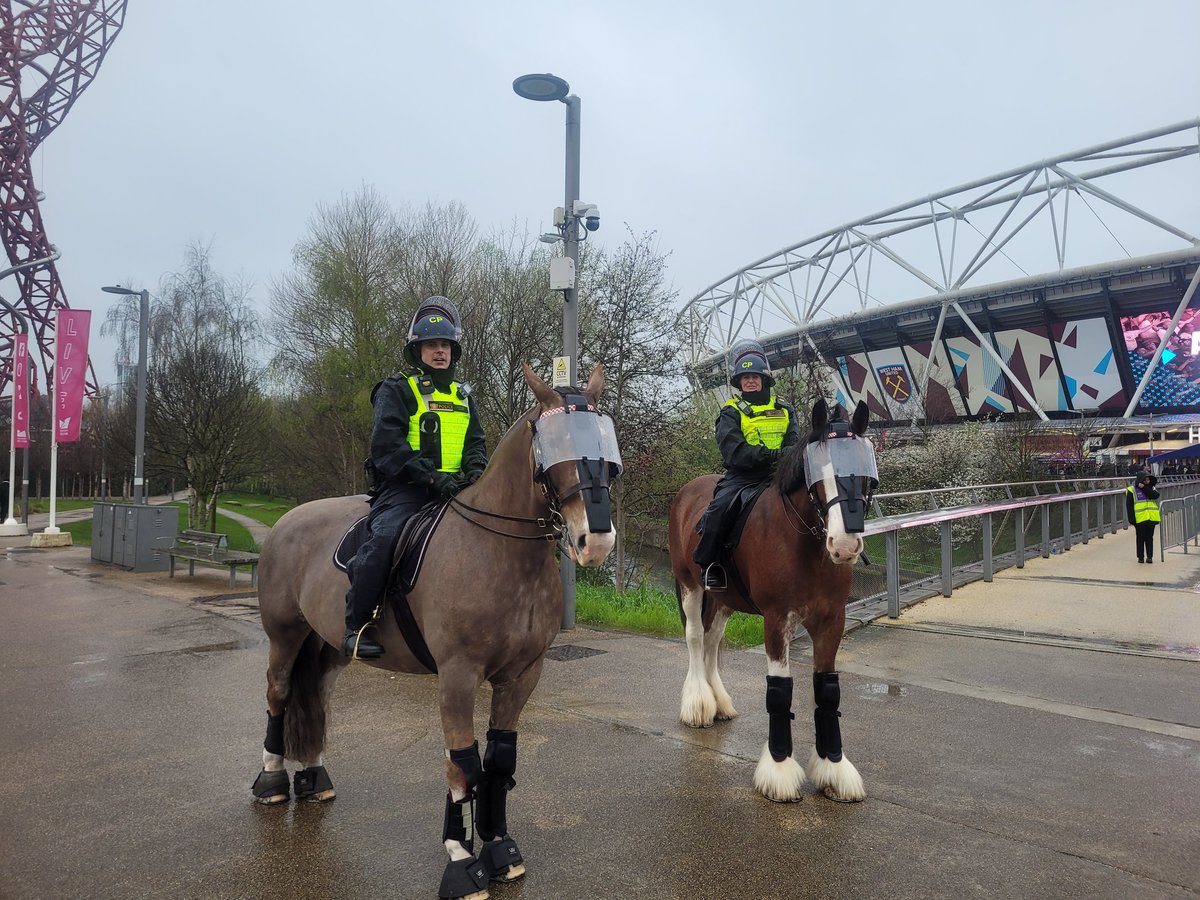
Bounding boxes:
343 296 488 658
692 339 799 590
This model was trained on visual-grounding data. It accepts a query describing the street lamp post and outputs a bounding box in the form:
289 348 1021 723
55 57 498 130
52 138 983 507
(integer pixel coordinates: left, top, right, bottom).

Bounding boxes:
101 286 149 503
514 72 583 629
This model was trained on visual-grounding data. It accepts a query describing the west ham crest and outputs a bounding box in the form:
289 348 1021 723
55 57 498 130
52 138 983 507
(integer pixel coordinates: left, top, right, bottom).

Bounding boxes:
877 364 912 403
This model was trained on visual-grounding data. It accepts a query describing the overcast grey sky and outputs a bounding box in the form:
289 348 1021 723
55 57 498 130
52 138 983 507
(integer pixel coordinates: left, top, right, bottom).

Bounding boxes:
32 0 1200 384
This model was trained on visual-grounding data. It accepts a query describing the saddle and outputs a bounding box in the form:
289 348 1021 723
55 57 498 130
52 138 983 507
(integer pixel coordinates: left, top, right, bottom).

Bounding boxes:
697 480 771 553
333 500 450 672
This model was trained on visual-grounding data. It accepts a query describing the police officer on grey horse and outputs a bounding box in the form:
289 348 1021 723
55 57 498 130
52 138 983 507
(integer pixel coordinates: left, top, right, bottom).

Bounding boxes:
343 296 488 658
693 340 800 590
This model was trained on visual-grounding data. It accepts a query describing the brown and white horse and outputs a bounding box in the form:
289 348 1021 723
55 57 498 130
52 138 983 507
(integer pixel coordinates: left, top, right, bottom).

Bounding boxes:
668 399 876 803
251 364 619 900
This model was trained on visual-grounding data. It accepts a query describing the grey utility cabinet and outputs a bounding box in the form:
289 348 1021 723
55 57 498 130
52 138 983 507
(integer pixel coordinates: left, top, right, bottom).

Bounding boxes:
91 503 177 572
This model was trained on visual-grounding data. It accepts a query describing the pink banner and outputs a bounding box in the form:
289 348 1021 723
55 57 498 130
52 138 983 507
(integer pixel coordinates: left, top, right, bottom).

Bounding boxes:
12 333 29 448
54 308 91 443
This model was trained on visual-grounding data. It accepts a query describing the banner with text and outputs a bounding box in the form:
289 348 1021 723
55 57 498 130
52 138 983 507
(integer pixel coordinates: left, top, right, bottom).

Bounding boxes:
54 309 91 443
11 333 29 448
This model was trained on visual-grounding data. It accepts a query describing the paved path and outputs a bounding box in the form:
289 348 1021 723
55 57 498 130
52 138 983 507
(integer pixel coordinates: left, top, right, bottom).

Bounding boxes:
1 528 1197 898
16 494 274 546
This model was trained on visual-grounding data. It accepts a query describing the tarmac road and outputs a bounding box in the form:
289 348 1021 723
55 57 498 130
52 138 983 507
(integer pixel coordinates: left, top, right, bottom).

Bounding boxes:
1 531 1197 899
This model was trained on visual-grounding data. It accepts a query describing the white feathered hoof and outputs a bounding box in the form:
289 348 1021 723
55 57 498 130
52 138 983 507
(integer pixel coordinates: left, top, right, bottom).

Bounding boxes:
680 674 717 728
753 742 805 802
806 748 865 802
712 685 737 721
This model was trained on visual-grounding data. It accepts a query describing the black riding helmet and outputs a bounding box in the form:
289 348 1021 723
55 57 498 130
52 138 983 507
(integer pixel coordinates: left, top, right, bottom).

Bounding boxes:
727 339 775 391
403 296 464 370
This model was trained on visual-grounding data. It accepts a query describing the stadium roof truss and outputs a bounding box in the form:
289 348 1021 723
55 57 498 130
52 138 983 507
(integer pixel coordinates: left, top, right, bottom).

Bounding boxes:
683 119 1200 424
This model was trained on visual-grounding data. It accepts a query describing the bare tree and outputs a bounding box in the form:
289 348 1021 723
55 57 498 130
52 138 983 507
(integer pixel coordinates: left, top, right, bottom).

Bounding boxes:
122 242 266 528
578 228 681 589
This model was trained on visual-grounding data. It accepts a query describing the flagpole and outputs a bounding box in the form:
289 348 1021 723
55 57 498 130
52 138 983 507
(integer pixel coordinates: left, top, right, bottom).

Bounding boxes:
4 391 15 527
45 315 60 535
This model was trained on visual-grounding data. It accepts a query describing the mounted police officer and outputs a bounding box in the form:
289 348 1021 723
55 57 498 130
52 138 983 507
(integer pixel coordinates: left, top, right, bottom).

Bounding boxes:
693 340 800 590
1126 469 1161 564
343 296 488 658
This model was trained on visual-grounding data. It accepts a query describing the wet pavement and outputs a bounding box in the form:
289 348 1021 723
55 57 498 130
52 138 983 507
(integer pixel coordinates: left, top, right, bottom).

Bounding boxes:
1 530 1198 899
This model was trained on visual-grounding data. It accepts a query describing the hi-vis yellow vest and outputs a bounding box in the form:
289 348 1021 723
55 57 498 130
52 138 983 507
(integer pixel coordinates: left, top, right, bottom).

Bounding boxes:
406 376 470 473
724 396 789 449
1126 486 1161 524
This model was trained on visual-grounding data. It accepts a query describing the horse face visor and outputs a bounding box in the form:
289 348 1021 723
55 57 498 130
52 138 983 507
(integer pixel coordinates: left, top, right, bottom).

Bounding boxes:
532 397 623 533
802 426 879 533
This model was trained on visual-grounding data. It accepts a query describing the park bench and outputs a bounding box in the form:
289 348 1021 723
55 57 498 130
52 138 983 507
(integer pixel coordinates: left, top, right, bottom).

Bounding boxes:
168 529 259 589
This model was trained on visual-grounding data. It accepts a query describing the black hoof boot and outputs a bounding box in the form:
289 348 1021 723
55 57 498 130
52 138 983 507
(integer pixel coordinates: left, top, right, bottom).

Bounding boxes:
293 765 336 802
438 855 488 899
251 768 290 805
480 837 525 882
703 563 727 591
342 627 383 659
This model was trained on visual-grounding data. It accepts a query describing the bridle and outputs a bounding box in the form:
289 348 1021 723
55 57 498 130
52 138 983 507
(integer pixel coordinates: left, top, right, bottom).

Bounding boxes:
447 495 562 542
787 425 878 539
447 390 619 544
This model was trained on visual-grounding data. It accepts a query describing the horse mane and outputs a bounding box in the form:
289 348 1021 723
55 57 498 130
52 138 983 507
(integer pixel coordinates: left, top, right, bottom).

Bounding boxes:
773 426 820 495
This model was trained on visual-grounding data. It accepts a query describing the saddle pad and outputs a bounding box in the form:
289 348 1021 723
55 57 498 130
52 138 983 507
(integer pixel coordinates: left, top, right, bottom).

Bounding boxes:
727 481 770 551
333 500 449 594
333 501 451 674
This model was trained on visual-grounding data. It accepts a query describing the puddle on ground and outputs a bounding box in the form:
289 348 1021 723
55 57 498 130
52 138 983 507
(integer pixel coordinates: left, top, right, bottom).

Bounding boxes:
858 682 907 700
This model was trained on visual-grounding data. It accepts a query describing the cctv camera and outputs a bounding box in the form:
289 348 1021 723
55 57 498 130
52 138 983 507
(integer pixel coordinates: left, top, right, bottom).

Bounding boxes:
571 201 600 231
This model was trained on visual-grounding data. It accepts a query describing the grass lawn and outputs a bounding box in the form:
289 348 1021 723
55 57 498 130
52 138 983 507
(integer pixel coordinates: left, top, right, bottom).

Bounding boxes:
63 519 92 544
576 582 765 648
216 492 296 528
23 498 96 514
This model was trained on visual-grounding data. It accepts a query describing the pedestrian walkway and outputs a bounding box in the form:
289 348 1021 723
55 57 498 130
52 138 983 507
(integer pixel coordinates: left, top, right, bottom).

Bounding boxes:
15 493 273 546
1 528 1197 898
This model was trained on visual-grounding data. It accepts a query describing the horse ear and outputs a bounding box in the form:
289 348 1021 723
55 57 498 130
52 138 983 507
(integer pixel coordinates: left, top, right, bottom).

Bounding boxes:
522 362 559 408
851 400 870 436
811 398 829 433
583 364 605 406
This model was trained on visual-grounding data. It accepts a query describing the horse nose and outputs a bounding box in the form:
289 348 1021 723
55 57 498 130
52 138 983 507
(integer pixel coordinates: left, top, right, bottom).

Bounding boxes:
826 534 864 565
575 529 616 567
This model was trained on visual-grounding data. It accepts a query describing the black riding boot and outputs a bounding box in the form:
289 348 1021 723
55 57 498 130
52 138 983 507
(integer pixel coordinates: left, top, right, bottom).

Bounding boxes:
344 583 383 659
693 520 729 590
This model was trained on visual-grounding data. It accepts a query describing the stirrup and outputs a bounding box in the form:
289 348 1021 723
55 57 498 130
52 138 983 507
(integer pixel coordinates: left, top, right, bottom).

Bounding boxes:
703 563 727 591
343 623 383 659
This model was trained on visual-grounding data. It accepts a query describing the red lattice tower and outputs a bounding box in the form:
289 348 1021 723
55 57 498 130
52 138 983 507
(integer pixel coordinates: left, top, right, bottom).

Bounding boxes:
0 0 126 395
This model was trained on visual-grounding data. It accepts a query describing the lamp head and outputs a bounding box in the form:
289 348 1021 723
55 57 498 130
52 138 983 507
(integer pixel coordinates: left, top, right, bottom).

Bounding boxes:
513 73 570 102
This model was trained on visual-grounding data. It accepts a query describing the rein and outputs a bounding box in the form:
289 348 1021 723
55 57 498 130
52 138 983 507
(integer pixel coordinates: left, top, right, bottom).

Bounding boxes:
448 495 562 542
781 488 825 538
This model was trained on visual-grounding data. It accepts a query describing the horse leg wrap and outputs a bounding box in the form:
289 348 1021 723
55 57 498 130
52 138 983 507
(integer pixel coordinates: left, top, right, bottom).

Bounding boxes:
264 712 285 757
478 728 517 842
813 671 843 762
765 676 795 762
443 744 481 851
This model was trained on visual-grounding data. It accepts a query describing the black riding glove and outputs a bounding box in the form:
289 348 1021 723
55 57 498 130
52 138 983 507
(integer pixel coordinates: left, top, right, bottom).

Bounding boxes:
432 472 460 501
463 467 484 486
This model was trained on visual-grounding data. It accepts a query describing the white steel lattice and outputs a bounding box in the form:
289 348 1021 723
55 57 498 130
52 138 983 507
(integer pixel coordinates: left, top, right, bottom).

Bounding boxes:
682 120 1200 369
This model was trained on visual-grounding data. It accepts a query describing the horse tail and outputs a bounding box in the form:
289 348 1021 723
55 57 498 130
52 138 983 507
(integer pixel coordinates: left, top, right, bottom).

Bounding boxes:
674 580 685 628
283 632 334 762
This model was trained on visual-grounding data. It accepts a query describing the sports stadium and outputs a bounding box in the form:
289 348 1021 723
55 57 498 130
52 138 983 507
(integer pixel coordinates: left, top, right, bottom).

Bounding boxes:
681 120 1200 468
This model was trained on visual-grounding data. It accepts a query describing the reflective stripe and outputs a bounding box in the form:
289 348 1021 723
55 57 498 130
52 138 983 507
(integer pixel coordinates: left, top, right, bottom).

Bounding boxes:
724 396 789 449
1126 486 1161 524
406 376 470 473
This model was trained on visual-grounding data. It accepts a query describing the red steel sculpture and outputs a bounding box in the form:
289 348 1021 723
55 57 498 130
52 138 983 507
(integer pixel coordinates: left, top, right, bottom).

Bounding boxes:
0 0 126 395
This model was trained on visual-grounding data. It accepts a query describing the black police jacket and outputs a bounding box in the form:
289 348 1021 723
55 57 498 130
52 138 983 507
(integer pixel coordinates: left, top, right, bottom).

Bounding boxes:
368 372 488 491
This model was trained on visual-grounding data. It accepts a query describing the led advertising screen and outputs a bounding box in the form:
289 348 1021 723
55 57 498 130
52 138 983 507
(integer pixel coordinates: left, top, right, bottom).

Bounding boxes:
1121 306 1200 411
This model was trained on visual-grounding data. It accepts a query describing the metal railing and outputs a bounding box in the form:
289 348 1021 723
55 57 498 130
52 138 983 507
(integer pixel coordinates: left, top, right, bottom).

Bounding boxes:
854 477 1200 619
